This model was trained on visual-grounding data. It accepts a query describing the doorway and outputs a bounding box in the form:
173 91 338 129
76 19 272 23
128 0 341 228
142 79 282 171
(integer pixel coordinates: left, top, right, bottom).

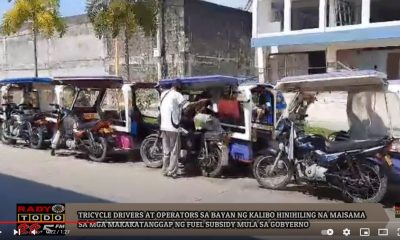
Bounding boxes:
308 51 326 74
387 53 400 80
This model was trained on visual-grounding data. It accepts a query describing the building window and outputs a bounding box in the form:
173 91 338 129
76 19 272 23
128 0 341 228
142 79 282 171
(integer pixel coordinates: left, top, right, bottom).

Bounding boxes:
291 0 320 30
370 0 400 23
257 0 285 34
326 0 362 27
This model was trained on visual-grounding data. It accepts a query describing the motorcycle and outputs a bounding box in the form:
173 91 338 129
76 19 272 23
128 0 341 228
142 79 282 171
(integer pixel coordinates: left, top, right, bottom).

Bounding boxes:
28 111 59 149
140 119 229 177
0 103 36 146
50 103 115 162
253 118 393 203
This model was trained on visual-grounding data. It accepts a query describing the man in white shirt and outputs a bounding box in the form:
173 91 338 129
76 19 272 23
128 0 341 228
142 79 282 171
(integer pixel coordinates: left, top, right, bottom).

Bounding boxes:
159 80 187 178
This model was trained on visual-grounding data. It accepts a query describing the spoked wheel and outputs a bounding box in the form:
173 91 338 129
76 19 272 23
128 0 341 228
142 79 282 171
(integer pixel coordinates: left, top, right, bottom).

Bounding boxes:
199 145 224 178
88 136 108 162
343 160 387 203
140 134 163 168
30 127 44 149
1 121 16 145
253 154 293 190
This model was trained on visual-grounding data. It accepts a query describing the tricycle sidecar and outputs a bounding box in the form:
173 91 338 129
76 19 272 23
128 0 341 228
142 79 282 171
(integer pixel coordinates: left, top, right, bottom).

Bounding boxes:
0 77 55 148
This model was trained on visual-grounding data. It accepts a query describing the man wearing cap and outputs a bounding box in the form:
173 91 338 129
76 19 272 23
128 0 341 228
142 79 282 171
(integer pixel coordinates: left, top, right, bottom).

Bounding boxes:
159 80 187 178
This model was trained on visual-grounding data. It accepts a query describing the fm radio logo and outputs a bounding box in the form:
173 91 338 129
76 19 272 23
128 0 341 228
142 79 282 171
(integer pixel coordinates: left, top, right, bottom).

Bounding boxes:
16 203 66 236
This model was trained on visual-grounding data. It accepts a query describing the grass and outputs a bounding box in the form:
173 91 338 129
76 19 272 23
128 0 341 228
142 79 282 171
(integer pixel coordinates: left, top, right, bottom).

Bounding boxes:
143 116 158 125
304 124 334 138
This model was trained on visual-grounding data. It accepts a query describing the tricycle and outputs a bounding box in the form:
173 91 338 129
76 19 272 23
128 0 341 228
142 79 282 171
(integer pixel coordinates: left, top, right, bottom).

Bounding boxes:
0 77 56 149
253 70 400 203
217 80 287 169
140 75 236 177
51 76 160 161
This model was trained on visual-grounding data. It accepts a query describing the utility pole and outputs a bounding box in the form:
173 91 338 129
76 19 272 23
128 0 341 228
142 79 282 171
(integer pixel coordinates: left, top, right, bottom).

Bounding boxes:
245 0 253 11
157 0 167 80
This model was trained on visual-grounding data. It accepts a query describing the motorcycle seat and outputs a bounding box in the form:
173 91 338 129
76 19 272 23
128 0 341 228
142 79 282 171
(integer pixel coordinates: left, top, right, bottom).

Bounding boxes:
325 139 384 153
77 120 99 130
204 131 225 141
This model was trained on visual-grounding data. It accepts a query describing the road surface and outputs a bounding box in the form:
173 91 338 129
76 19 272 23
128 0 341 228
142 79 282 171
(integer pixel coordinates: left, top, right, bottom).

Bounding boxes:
0 143 398 238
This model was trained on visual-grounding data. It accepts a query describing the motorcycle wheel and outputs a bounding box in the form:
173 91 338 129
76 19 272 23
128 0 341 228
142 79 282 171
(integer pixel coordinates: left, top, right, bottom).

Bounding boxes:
30 127 44 149
199 145 224 178
88 136 108 162
0 121 16 145
343 160 388 203
140 134 163 168
253 154 293 190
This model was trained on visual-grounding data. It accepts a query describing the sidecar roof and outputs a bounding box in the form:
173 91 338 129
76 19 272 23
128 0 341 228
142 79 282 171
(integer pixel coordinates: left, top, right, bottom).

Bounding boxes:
53 76 123 89
0 77 53 85
158 75 239 90
276 70 387 92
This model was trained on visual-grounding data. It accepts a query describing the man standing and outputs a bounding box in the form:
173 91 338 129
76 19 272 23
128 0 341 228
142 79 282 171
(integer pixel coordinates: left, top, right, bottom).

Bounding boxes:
159 80 187 178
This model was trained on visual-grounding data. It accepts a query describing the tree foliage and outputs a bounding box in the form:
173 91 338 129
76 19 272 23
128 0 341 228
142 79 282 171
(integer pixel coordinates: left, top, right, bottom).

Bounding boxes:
86 0 158 39
1 0 66 38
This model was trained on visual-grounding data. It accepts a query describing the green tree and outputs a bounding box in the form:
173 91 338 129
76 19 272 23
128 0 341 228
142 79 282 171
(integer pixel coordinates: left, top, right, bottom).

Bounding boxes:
87 0 158 81
1 0 67 77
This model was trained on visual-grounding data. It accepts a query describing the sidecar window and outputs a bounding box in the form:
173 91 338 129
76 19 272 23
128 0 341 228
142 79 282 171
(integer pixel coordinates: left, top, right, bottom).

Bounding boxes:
101 89 125 123
74 90 100 108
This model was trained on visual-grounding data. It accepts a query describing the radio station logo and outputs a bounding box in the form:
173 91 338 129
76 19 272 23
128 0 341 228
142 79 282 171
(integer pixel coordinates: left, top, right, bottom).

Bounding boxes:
16 203 67 236
396 203 400 218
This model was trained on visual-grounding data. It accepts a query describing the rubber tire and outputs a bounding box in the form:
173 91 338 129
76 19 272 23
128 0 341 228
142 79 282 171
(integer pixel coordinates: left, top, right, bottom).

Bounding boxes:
140 134 163 168
200 145 224 178
88 136 108 162
253 154 293 190
30 127 44 149
344 160 388 203
1 121 17 145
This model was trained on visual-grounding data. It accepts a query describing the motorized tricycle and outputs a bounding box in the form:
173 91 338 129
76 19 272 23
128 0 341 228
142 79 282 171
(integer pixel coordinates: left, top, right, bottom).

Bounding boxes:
217 80 287 168
140 75 235 177
51 76 159 161
253 70 400 203
140 75 289 177
0 77 56 149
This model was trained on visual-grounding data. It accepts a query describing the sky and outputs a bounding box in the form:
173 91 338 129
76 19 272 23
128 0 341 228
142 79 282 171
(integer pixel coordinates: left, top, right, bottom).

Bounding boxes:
0 0 249 17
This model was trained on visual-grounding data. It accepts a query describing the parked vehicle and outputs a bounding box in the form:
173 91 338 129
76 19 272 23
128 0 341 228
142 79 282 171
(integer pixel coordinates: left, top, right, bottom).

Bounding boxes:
140 75 236 177
53 78 159 153
255 117 393 203
0 77 55 148
50 102 114 161
51 76 159 161
254 70 400 202
217 81 287 168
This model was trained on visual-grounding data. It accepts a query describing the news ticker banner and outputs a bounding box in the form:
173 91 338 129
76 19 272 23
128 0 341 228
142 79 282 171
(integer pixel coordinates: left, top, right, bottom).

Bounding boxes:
15 203 398 237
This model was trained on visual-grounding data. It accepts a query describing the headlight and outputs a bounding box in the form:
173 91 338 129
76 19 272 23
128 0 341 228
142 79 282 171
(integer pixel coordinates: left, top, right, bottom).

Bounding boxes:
279 142 285 151
390 140 400 152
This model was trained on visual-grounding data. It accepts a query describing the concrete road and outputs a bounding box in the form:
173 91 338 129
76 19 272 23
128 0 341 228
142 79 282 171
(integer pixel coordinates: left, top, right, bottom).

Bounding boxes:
0 143 398 238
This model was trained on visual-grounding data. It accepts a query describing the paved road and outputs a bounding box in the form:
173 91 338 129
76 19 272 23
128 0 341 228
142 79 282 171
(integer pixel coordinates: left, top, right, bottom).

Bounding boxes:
0 143 398 238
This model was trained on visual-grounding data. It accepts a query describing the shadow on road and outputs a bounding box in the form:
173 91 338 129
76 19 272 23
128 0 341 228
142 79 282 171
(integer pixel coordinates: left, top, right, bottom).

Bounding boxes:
0 173 110 238
0 174 262 240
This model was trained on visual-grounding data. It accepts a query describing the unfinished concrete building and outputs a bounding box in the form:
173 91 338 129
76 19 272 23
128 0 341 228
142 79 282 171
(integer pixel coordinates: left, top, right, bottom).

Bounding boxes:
252 0 400 83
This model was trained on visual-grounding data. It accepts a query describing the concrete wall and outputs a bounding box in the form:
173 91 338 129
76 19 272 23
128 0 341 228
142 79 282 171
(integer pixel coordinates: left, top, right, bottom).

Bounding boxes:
338 48 400 76
0 15 108 78
185 0 253 76
0 1 252 81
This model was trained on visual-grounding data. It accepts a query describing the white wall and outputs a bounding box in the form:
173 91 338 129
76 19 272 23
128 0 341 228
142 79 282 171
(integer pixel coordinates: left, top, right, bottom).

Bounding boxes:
0 15 108 79
338 48 400 74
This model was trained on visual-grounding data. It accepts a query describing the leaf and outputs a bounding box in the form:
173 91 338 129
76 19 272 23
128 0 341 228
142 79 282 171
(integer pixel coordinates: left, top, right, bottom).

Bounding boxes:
86 0 158 38
1 0 66 38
